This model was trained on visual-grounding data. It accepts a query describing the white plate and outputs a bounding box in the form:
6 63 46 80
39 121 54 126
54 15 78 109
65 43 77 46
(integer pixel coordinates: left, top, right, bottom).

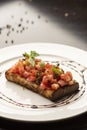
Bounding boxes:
0 43 87 122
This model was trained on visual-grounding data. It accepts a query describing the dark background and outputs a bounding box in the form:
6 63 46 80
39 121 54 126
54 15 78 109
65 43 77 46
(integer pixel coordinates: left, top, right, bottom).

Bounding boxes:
28 0 87 42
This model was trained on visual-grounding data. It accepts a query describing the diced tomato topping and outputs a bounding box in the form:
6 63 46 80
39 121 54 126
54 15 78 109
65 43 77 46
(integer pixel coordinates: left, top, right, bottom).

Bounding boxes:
25 65 31 71
23 71 29 78
10 67 19 74
58 80 67 87
42 75 53 84
40 82 47 89
11 60 24 74
51 83 60 90
30 69 37 76
35 58 41 63
27 76 36 82
35 64 41 70
45 63 53 69
60 71 72 82
10 57 74 90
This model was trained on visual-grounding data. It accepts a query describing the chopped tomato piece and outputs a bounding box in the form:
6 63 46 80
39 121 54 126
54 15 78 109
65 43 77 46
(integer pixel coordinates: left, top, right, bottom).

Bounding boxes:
27 76 36 82
42 75 53 85
60 71 73 82
58 80 67 87
30 69 37 76
35 58 41 63
25 65 31 71
10 55 74 90
51 83 60 90
23 71 29 78
40 82 47 89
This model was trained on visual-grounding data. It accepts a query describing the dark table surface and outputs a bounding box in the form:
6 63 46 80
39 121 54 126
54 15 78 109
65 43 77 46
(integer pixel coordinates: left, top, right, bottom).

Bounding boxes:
0 112 87 130
0 0 87 129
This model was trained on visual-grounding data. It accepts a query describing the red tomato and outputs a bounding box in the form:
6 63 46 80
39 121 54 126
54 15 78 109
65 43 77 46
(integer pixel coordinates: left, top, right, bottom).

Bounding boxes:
51 83 59 90
25 65 31 71
27 76 36 82
58 80 67 87
15 61 24 73
60 71 73 82
11 67 19 74
42 75 53 85
45 63 52 69
23 71 29 78
30 69 37 76
40 82 47 89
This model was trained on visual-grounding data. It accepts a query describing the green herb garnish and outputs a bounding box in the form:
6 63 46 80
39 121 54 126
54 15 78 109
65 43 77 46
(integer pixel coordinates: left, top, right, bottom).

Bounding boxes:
52 67 63 75
23 52 30 58
23 51 39 66
30 51 39 58
39 62 45 68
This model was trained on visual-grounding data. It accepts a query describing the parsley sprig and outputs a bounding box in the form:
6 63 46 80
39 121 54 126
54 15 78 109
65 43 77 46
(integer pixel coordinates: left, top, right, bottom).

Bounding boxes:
23 51 39 66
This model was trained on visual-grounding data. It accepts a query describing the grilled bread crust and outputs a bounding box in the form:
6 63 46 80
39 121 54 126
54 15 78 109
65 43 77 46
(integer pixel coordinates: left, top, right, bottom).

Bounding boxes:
5 69 79 101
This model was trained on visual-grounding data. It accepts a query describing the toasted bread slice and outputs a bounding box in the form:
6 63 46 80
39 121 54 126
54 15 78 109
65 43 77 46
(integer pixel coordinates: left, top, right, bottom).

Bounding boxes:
5 69 79 101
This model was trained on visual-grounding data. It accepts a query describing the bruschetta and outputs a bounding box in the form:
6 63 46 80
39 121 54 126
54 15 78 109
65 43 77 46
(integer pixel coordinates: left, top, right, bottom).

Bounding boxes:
5 51 79 101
